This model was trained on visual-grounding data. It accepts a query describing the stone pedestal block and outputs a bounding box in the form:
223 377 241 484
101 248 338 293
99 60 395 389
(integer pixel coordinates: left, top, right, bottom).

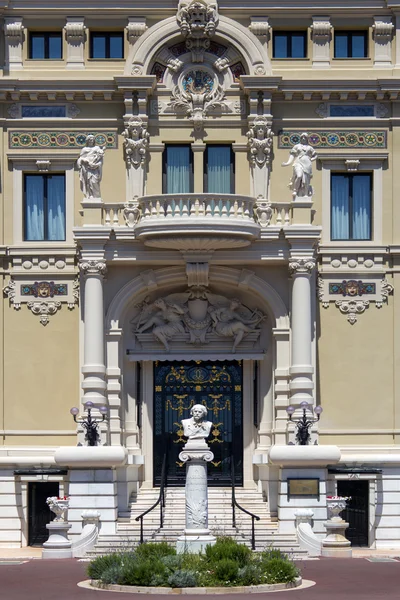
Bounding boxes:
322 519 352 558
42 522 72 559
176 441 216 554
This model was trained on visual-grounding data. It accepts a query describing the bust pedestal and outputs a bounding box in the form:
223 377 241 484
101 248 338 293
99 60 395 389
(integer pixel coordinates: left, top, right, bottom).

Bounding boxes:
176 439 216 554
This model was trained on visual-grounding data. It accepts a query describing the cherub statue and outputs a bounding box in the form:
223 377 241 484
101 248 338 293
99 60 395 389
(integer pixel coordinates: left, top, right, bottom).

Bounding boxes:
122 118 150 168
77 135 105 199
209 298 264 352
281 132 317 198
182 404 212 441
136 298 186 351
247 117 273 168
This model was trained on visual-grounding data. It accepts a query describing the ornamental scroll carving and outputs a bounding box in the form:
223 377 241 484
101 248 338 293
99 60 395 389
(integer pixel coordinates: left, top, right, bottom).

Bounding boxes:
79 260 107 277
177 0 219 62
131 288 265 353
289 258 316 275
122 118 150 168
247 117 273 168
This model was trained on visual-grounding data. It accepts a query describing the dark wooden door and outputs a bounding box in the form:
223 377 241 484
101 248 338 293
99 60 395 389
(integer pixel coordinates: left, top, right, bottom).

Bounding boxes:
154 361 243 486
28 482 59 546
337 480 369 547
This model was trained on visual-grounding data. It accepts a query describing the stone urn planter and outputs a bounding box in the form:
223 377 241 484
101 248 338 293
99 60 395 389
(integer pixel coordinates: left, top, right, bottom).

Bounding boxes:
46 496 69 522
322 496 352 558
326 496 349 521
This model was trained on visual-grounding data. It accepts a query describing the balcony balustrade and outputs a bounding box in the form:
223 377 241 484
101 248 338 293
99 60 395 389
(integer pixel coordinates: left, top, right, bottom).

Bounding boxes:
101 194 293 250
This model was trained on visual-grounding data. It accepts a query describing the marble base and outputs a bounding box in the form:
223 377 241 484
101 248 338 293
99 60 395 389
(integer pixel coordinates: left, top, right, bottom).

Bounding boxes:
322 519 352 558
176 532 216 554
42 522 73 559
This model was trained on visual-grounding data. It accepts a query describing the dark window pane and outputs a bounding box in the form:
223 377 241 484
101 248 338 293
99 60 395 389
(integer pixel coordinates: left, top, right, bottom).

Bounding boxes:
24 174 66 242
352 33 367 58
31 35 45 59
291 33 306 58
47 175 66 241
330 105 374 117
274 34 288 58
22 106 66 118
352 174 371 240
109 34 123 59
48 34 62 59
92 35 106 58
335 33 348 58
331 173 372 241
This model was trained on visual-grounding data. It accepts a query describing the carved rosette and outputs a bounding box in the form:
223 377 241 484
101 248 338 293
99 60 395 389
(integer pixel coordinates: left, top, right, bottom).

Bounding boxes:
335 299 369 324
79 260 107 277
289 258 316 275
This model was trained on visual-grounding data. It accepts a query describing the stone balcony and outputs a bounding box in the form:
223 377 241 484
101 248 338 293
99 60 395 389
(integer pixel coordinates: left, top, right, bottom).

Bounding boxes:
100 194 303 250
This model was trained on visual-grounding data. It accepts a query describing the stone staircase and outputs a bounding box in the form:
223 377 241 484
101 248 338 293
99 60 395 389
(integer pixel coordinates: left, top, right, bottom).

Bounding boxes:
87 487 307 558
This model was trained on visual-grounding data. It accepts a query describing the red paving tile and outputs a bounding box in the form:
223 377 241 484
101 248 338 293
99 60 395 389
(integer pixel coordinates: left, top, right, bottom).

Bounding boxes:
0 558 398 600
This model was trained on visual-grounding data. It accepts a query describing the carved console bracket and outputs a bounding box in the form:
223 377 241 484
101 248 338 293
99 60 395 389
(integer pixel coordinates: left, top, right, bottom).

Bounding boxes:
3 277 79 325
318 276 393 323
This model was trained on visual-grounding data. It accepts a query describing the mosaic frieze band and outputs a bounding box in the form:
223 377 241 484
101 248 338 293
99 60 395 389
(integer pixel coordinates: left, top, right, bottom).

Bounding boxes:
328 280 376 296
278 130 387 149
9 131 118 149
21 281 68 298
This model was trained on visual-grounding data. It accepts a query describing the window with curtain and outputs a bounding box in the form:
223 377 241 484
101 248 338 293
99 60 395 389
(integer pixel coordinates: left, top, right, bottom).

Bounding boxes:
331 173 372 241
163 145 193 193
24 174 66 241
204 145 234 194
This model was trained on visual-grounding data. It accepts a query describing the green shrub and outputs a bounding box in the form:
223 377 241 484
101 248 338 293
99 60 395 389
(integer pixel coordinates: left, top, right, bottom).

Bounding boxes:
237 564 263 586
120 558 166 587
261 548 288 562
135 542 176 561
205 537 251 567
149 573 168 587
87 553 123 580
168 569 198 588
214 558 239 583
100 564 124 585
262 558 299 584
161 555 183 571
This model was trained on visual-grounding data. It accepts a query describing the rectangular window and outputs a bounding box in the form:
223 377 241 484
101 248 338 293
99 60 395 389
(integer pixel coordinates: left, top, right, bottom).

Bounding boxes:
329 105 374 117
29 32 62 59
204 145 234 193
273 32 307 58
334 31 368 58
90 32 124 59
331 173 372 240
163 145 193 194
24 174 66 241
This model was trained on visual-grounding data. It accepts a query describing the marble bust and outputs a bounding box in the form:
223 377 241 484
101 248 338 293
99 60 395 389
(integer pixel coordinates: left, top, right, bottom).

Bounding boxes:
182 404 212 441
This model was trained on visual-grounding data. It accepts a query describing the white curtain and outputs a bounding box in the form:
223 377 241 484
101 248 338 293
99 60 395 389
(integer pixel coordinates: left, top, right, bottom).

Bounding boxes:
25 175 44 241
166 146 191 193
47 175 66 241
352 174 371 240
207 146 232 193
25 174 65 241
331 174 350 240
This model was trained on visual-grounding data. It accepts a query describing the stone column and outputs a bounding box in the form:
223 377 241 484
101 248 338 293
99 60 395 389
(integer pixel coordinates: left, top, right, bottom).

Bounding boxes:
288 258 315 407
79 259 107 406
176 441 216 554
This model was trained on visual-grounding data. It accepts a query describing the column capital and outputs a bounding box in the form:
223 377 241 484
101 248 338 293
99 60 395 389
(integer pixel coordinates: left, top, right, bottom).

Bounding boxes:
79 259 107 277
289 257 316 275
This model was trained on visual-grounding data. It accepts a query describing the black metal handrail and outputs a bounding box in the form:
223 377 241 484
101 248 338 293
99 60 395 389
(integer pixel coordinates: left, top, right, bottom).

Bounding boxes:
231 456 260 550
135 452 167 544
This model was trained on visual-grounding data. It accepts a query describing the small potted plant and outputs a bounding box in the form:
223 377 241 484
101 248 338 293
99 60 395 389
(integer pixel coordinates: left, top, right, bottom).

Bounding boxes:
46 496 70 522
